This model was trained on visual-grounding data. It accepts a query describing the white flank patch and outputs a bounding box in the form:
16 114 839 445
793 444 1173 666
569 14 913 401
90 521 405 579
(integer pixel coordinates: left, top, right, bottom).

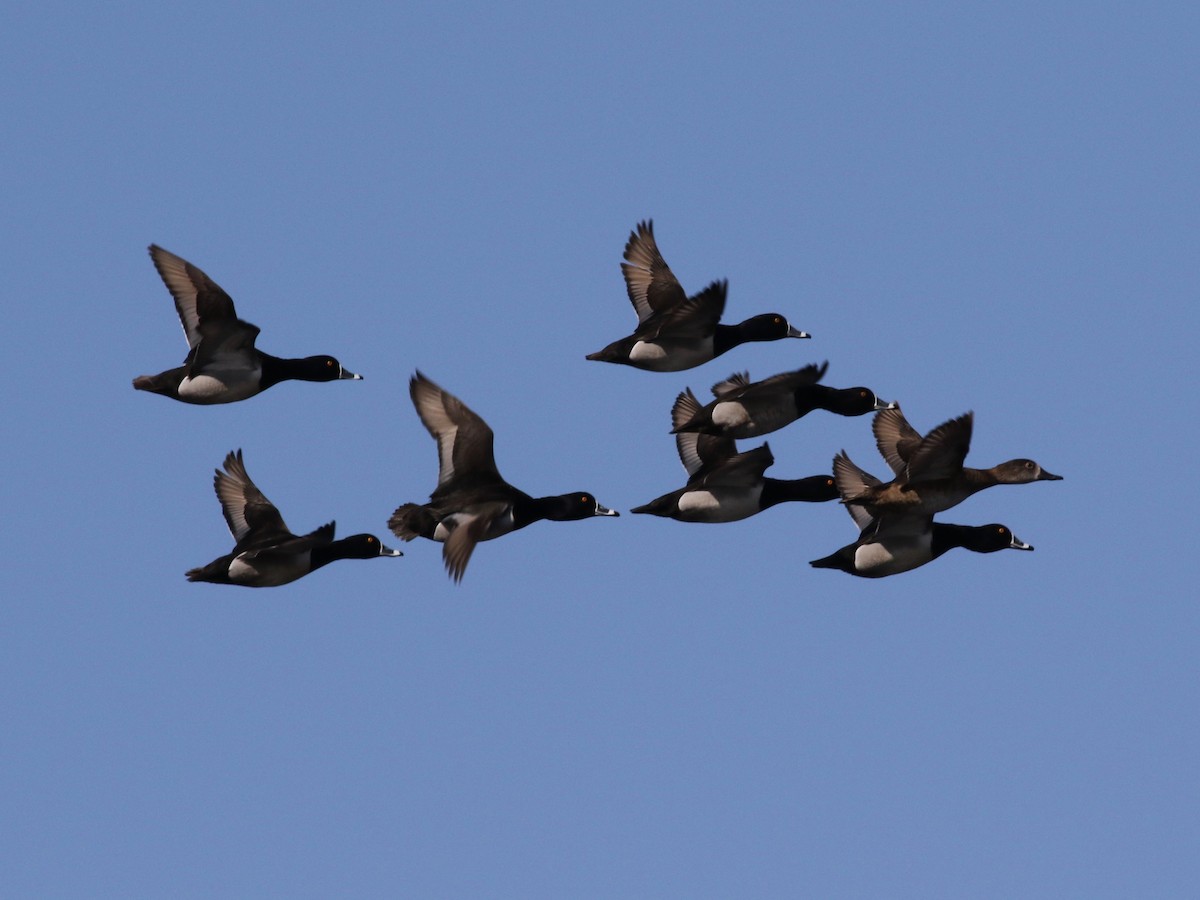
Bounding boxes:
711 402 750 429
629 341 668 363
228 551 308 587
678 490 721 513
677 486 762 522
853 531 931 577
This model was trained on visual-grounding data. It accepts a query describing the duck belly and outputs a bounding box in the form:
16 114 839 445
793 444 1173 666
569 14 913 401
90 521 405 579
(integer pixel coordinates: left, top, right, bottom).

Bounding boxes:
628 337 713 372
227 550 309 587
432 508 516 543
712 402 796 438
179 364 262 403
676 485 763 523
853 533 932 578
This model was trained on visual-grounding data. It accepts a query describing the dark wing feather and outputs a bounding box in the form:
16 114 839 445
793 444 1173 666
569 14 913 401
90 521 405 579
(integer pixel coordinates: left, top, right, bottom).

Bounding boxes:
189 319 262 370
641 280 727 341
149 245 238 349
904 412 973 482
698 443 774 489
213 449 292 545
832 451 881 531
621 220 687 322
441 503 507 583
410 372 503 496
743 361 829 397
672 388 737 478
710 371 753 399
873 406 924 477
241 521 336 557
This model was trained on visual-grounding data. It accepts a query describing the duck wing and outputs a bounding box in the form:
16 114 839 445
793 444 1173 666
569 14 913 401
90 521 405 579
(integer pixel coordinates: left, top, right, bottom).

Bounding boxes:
441 501 508 583
709 371 753 399
188 318 262 371
698 443 774 489
904 411 973 483
873 406 924 477
671 388 737 478
641 280 727 341
621 219 687 323
149 245 238 350
741 361 829 398
832 451 881 532
213 449 295 546
410 372 504 496
240 521 337 557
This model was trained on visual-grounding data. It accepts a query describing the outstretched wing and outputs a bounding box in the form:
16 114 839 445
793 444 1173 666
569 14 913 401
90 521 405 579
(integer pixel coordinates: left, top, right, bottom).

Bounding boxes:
149 245 238 350
873 405 924 477
213 449 295 546
410 371 504 496
671 387 737 478
832 451 881 532
904 412 973 483
621 219 687 323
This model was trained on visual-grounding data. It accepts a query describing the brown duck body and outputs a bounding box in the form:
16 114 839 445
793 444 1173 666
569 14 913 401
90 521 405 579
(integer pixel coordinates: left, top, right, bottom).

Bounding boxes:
836 409 1062 518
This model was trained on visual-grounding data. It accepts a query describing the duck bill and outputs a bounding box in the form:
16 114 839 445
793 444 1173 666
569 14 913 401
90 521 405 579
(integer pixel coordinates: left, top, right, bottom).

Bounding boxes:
1037 470 1063 481
873 397 899 411
787 326 811 339
595 503 620 517
339 367 364 380
1010 535 1034 551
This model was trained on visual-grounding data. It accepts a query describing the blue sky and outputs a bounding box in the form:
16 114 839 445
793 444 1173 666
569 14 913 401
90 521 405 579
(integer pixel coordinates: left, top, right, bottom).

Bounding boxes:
2 2 1196 896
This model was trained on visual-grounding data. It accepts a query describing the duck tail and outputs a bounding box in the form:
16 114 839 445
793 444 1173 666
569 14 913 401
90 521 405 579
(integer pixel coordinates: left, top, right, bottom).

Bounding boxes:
629 495 673 517
185 560 226 583
132 373 171 395
388 503 437 541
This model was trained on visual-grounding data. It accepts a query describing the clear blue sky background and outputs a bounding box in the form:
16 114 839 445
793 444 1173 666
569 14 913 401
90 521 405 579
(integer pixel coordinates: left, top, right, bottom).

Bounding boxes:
2 2 1195 897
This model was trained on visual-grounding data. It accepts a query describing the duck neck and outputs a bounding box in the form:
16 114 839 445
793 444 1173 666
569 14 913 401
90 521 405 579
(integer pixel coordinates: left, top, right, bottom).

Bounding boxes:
961 468 998 490
930 524 974 560
309 539 353 571
711 324 743 357
512 494 555 528
259 354 324 387
761 476 836 509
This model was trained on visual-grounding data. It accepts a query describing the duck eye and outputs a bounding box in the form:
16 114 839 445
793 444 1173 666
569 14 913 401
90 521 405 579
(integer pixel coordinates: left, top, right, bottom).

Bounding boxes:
367 536 376 544
326 359 335 368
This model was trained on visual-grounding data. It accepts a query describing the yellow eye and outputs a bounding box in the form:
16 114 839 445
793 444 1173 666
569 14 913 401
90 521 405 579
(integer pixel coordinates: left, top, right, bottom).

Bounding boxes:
326 359 335 368
367 536 376 544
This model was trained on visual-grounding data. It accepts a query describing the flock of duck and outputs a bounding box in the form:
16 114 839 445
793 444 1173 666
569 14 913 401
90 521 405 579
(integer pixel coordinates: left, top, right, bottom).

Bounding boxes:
134 221 1061 586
